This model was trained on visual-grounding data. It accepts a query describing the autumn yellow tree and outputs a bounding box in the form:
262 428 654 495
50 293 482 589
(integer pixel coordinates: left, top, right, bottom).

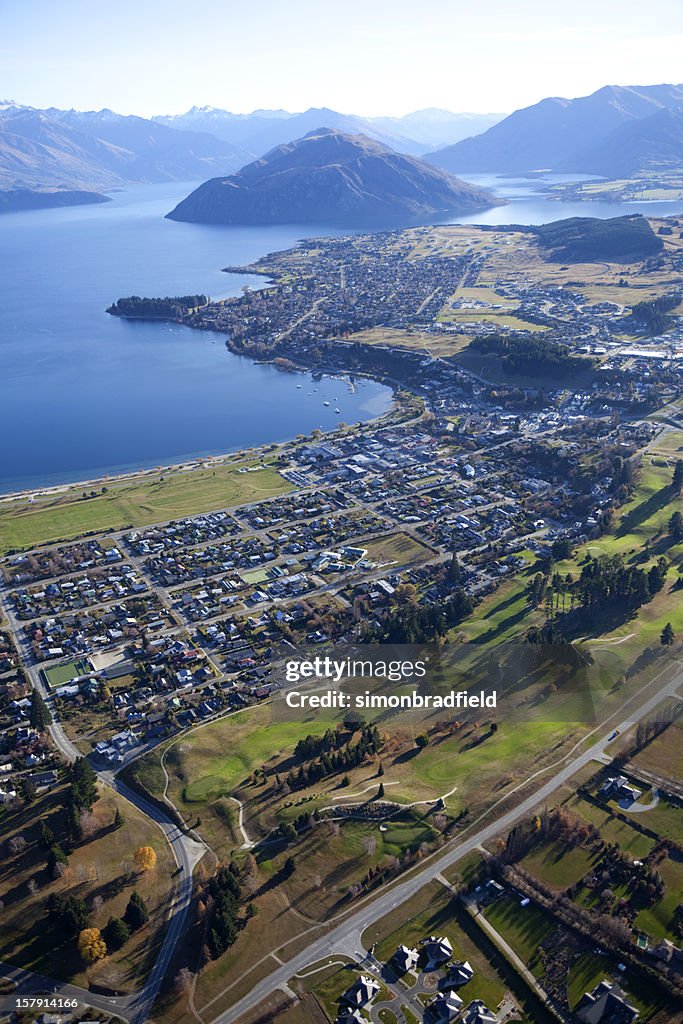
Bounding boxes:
78 928 107 962
134 845 157 872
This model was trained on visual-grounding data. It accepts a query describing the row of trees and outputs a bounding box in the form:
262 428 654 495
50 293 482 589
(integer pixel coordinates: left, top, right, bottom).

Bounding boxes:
285 726 382 792
531 553 669 621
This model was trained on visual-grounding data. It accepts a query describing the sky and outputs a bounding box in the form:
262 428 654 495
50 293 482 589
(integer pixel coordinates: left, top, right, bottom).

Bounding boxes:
2 0 683 118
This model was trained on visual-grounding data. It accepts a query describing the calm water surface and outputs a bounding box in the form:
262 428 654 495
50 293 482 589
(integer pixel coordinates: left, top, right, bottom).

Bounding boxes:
2 176 682 493
0 183 391 493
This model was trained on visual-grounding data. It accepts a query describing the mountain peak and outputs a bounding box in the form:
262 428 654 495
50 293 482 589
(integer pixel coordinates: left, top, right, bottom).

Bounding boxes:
167 127 500 226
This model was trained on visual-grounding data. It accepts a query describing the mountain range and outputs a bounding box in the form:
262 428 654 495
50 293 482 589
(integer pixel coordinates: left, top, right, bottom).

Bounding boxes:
0 102 503 211
2 84 683 215
166 127 499 226
154 106 503 157
426 83 683 174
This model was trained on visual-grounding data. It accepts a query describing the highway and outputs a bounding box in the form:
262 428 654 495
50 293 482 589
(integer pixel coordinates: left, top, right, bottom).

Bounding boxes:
204 659 682 1024
2 533 681 1024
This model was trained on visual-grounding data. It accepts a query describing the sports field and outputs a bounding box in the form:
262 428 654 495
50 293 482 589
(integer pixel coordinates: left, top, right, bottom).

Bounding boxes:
42 657 93 689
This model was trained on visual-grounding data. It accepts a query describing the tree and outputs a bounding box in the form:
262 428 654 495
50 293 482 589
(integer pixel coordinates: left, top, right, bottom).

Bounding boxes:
446 551 462 586
669 511 683 541
78 928 107 963
415 733 429 750
39 820 55 849
47 843 68 878
70 758 98 811
19 778 37 803
377 782 385 799
174 967 195 997
284 856 296 877
377 761 384 777
113 807 124 829
102 917 130 951
672 460 683 494
123 890 148 931
133 846 157 872
47 893 89 936
29 691 52 731
661 622 675 646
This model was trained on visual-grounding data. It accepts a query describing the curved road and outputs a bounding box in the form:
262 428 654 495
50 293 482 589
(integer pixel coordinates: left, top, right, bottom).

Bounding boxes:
205 660 682 1024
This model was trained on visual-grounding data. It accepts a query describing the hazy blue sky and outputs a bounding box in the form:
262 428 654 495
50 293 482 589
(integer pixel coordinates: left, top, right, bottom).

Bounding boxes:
2 0 683 117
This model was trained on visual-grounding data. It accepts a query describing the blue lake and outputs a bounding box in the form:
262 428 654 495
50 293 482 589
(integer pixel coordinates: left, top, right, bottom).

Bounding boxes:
1 176 682 494
0 183 392 494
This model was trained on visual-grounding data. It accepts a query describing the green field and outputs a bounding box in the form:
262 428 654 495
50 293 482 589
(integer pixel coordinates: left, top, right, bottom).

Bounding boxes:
636 854 683 941
455 444 683 665
521 840 597 891
565 796 656 859
365 882 508 1010
483 896 555 975
0 460 291 554
41 657 93 688
621 797 683 845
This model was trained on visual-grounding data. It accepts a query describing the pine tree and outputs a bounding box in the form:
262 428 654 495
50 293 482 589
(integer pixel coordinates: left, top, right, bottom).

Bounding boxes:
377 761 384 777
661 622 675 646
113 807 124 829
29 690 52 731
672 460 683 494
669 510 683 540
123 890 148 931
377 782 385 799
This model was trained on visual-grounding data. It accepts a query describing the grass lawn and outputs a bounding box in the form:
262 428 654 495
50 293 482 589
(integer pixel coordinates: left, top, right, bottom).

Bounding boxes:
0 460 291 554
566 952 607 1010
565 952 666 1020
635 854 683 942
632 720 683 780
365 882 508 1010
42 657 93 688
521 840 597 891
565 796 656 859
307 962 360 1021
621 798 683 845
364 533 435 568
0 783 173 992
346 327 472 359
483 896 555 975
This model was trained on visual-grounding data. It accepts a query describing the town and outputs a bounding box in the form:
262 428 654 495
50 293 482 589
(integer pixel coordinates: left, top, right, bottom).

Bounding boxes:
1 216 682 1024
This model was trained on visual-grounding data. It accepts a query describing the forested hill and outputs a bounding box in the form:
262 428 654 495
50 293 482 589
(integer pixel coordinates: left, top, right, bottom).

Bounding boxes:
106 295 208 320
531 215 663 263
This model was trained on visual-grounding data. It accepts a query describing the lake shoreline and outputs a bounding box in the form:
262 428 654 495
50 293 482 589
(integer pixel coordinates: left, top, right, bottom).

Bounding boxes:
0 373 400 505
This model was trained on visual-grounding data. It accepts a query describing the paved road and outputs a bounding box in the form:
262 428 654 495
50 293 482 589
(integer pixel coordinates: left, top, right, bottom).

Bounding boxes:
205 660 682 1024
0 583 206 1024
0 959 133 1020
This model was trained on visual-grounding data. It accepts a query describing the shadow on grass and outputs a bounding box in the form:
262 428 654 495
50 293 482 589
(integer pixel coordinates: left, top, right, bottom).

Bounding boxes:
616 485 674 538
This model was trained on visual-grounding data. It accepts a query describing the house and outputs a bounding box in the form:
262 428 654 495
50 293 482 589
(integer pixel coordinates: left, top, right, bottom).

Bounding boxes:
335 1011 366 1024
423 935 453 968
393 944 419 973
342 975 380 1008
599 776 642 804
462 1001 497 1024
27 769 58 789
575 980 639 1024
429 990 463 1022
446 960 474 986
